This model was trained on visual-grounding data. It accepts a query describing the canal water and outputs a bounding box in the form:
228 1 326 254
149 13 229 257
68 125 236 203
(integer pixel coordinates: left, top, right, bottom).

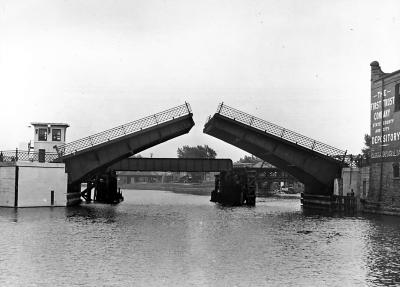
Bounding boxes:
0 190 399 287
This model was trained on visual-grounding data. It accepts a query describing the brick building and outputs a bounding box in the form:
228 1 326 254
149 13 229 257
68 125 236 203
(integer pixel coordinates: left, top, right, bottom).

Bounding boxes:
367 61 400 215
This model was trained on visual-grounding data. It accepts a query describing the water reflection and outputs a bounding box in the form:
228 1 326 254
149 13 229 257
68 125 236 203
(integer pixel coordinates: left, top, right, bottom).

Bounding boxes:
0 207 18 223
0 190 399 286
66 204 119 224
362 216 400 286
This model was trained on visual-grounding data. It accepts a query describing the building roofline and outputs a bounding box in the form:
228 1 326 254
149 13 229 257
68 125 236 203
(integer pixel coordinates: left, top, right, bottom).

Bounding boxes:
371 61 400 82
378 68 400 81
30 122 70 127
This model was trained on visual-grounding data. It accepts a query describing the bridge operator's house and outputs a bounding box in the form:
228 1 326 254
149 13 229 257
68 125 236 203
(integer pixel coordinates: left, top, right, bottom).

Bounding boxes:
365 62 400 215
31 122 69 153
0 123 69 207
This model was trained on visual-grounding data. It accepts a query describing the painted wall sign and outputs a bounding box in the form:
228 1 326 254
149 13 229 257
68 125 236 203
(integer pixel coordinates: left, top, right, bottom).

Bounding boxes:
371 82 400 159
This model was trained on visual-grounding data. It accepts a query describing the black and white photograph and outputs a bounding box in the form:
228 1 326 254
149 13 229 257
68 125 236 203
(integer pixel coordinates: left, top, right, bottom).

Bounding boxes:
1 0 400 286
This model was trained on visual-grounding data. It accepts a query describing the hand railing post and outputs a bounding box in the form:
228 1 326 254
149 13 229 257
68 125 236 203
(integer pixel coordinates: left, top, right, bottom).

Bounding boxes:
185 102 191 113
218 102 224 114
15 148 18 162
342 150 348 164
54 145 60 157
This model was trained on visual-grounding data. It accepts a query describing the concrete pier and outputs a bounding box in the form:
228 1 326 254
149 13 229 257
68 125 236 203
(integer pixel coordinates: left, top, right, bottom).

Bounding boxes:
0 161 67 207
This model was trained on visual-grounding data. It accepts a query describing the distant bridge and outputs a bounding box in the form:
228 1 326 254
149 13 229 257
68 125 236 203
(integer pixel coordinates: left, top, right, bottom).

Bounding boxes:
109 157 233 172
204 103 347 195
54 103 194 203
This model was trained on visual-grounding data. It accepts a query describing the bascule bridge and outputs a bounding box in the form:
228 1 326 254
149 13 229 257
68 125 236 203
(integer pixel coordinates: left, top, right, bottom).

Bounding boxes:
203 103 351 202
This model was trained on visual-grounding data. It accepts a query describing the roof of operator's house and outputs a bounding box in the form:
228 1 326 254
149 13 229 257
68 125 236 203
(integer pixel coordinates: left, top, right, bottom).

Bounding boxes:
30 122 70 127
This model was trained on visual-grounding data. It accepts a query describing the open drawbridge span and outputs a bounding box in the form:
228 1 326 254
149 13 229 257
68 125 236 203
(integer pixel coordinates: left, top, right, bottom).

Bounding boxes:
54 103 194 203
204 103 348 195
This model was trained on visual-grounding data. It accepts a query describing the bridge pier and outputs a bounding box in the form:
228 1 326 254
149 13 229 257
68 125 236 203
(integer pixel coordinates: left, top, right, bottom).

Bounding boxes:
92 171 123 204
66 172 124 205
81 181 94 203
210 169 256 206
210 174 220 202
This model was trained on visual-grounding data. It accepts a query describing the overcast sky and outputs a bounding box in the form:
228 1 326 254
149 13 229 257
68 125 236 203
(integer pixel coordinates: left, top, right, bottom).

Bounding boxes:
1 0 400 161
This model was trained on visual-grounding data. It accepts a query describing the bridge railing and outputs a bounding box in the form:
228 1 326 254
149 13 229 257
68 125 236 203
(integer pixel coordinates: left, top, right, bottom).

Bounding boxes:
210 103 348 161
55 103 192 157
0 149 59 163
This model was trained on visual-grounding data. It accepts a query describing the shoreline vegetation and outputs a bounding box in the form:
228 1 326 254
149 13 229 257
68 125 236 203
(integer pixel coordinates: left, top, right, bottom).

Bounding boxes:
119 182 301 198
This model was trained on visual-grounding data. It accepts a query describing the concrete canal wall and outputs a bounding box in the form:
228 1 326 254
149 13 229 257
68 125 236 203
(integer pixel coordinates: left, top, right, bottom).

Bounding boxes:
0 163 16 206
0 162 67 207
338 167 370 199
301 167 370 211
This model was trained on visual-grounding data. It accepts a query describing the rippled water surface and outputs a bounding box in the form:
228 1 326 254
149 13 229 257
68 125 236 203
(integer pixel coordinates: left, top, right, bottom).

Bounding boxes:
1 190 400 286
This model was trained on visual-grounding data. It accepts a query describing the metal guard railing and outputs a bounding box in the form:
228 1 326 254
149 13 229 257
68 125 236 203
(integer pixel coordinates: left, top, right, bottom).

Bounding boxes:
210 103 349 163
342 155 369 168
55 103 192 157
0 150 59 163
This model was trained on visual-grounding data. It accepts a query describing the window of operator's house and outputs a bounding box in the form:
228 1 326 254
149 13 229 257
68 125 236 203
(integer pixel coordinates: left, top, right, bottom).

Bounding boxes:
52 129 61 141
38 128 47 141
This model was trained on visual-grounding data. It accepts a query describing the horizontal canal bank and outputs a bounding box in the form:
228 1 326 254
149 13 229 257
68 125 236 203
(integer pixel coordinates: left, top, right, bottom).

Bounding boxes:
118 181 215 196
120 181 302 201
